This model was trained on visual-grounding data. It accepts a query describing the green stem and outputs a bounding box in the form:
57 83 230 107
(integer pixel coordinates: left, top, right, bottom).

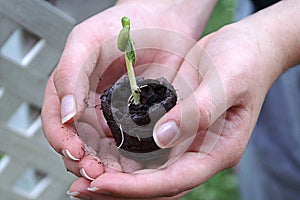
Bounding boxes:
118 16 140 104
125 54 140 104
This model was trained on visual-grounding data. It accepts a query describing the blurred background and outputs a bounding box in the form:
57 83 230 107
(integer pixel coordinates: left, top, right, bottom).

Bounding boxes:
0 0 242 199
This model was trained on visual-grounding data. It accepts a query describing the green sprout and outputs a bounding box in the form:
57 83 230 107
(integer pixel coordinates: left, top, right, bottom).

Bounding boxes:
117 16 140 105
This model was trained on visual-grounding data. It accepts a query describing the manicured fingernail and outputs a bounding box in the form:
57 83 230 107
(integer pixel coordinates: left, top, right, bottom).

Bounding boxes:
87 188 112 195
67 191 90 200
66 190 80 196
62 149 80 161
70 196 82 200
87 187 100 192
61 94 76 124
154 121 180 148
80 168 95 181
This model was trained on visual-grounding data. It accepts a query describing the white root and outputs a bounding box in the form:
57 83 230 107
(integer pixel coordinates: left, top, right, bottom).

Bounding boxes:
117 124 125 149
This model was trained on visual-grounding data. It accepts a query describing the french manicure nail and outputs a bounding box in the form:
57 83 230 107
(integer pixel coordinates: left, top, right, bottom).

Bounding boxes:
62 149 80 161
154 120 180 148
70 195 90 200
87 187 100 192
70 196 82 200
66 190 80 196
80 168 95 181
67 191 90 200
61 94 76 124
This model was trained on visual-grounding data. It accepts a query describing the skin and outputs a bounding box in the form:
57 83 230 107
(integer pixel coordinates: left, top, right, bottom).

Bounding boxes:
42 0 300 199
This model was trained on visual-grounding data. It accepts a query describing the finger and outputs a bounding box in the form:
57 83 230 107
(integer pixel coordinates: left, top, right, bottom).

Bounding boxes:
136 52 181 82
53 28 100 124
53 16 121 124
119 155 143 173
153 52 228 148
76 122 101 152
130 28 198 84
171 40 204 97
63 157 81 177
87 152 220 199
97 138 122 172
42 76 85 161
78 154 104 181
70 121 245 199
68 177 188 200
68 177 92 199
78 91 112 138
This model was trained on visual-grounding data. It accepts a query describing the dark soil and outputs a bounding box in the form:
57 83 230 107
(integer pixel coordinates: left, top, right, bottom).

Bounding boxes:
101 76 177 160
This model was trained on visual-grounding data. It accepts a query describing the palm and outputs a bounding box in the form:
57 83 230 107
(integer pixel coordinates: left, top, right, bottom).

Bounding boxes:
67 25 272 199
42 1 198 181
76 28 199 171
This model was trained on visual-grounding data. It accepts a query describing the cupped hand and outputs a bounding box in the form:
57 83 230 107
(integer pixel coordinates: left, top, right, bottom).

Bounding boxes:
65 21 284 199
41 0 210 186
42 0 300 199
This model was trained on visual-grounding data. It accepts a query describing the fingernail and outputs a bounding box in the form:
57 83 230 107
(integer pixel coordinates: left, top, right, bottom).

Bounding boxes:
80 168 95 181
67 191 81 200
154 121 180 148
61 94 76 124
87 188 112 195
70 196 82 200
67 191 90 200
62 149 80 161
66 190 80 196
87 187 100 192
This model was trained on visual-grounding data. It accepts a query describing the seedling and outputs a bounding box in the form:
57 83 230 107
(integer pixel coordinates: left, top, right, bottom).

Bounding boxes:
117 17 141 105
101 17 177 161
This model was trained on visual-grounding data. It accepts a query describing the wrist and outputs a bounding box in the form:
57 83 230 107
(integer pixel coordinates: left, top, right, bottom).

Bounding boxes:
236 0 300 74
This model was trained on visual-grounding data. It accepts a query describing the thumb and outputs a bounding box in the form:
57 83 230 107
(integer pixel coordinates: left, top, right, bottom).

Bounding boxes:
53 26 101 124
153 77 227 148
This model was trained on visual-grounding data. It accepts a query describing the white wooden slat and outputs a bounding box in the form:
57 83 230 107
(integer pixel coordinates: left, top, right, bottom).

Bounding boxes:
0 189 69 200
0 126 74 182
0 127 75 199
54 0 116 22
0 157 71 200
26 42 61 76
0 1 118 199
0 188 28 200
0 157 28 188
0 89 23 122
38 180 70 200
0 188 21 199
0 57 47 107
0 16 18 47
0 0 76 50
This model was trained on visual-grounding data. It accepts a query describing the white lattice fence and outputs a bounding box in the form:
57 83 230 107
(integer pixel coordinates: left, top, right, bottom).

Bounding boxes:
0 0 115 199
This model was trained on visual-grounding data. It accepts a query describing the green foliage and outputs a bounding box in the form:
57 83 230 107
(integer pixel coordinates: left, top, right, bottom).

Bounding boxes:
202 0 237 36
181 169 241 200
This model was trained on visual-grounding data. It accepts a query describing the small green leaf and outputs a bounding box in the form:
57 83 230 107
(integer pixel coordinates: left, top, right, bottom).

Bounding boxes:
118 16 136 64
126 38 136 64
117 27 129 52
